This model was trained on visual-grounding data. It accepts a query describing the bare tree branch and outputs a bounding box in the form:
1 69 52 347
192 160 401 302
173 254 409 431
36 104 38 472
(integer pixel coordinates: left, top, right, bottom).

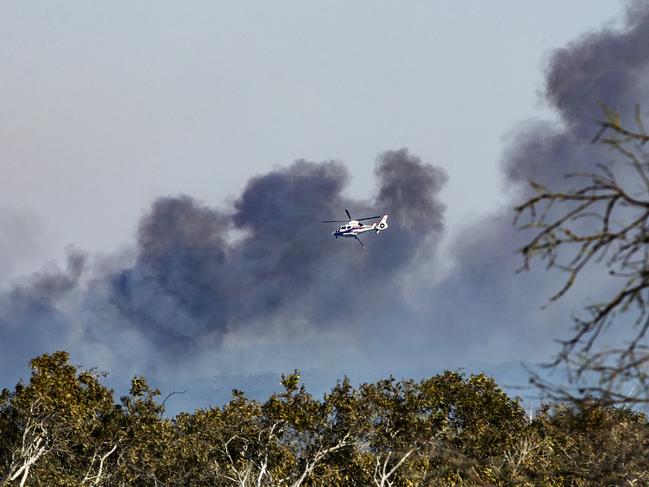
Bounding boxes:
517 107 649 404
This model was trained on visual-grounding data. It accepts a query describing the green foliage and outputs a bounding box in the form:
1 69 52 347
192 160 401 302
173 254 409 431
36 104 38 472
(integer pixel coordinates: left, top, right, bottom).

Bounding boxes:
0 352 118 486
1 352 648 485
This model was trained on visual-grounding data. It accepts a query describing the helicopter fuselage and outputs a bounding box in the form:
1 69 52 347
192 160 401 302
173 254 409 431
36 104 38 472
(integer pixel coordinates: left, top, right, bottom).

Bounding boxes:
323 211 389 250
332 215 389 238
333 220 377 238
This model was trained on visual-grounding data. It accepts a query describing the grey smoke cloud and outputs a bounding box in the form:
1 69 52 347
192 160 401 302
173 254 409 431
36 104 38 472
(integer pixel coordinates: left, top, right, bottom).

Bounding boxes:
0 149 447 380
1 2 647 403
106 150 445 349
505 1 649 190
437 0 649 367
0 249 86 376
546 0 649 136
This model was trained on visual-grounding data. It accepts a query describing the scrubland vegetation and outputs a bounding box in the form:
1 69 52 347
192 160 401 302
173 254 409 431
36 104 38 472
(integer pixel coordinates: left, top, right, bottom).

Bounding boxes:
2 351 649 486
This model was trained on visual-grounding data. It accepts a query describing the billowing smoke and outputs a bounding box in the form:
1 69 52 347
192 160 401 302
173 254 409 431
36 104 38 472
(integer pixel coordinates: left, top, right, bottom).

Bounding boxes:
0 249 86 375
506 1 649 190
436 0 649 367
0 150 446 381
2 2 647 404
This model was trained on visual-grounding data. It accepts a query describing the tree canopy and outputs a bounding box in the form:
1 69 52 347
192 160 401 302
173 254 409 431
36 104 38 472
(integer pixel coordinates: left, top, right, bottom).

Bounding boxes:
1 352 648 486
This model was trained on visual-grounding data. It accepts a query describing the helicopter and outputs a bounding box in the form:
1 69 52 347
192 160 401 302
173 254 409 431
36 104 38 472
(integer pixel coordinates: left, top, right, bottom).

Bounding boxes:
322 209 389 250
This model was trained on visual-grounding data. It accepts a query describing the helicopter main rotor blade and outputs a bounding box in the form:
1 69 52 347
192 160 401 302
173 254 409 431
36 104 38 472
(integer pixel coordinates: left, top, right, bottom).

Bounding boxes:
322 220 348 223
345 209 352 220
356 216 382 221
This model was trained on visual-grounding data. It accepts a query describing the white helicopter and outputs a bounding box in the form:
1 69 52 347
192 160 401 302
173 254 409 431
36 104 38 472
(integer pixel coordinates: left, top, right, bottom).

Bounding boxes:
322 209 389 250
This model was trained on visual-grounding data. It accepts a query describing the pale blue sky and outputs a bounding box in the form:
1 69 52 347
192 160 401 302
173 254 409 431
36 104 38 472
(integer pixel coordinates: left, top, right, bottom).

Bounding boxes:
0 1 625 278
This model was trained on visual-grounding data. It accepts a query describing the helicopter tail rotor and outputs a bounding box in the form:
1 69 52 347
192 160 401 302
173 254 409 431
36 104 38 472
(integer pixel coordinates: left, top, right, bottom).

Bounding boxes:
375 214 389 233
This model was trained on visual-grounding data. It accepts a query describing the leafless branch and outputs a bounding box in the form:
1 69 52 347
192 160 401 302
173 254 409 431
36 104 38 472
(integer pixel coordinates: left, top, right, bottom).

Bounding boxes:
517 108 649 405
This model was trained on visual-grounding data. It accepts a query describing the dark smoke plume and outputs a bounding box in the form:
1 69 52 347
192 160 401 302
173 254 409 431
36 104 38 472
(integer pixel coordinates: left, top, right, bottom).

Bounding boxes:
0 249 86 376
505 1 649 190
101 150 445 352
0 150 447 376
3 3 647 401
439 0 649 365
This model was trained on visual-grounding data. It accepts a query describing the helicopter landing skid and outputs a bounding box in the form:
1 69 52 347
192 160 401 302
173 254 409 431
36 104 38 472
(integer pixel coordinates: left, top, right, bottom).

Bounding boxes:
354 236 366 251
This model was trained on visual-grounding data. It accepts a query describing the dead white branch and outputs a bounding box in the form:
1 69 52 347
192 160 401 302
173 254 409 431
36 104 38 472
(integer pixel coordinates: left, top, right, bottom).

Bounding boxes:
3 412 50 487
372 449 415 487
81 444 118 486
288 432 351 487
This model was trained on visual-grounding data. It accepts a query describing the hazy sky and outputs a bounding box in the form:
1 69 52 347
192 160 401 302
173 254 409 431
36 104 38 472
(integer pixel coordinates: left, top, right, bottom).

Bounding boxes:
2 2 642 408
0 1 624 275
